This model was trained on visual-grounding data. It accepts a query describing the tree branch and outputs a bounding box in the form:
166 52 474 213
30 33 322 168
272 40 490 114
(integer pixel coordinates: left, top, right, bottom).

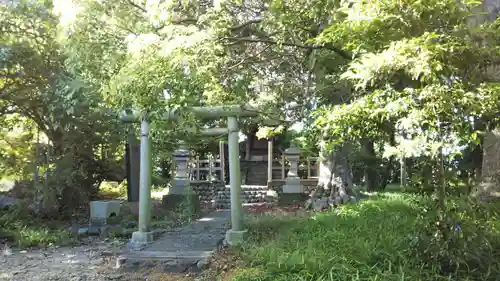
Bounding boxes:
229 19 263 31
153 18 198 32
125 0 147 13
222 37 353 60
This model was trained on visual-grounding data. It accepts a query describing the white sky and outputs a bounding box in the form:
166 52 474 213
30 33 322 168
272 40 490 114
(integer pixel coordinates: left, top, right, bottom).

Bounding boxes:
52 0 80 26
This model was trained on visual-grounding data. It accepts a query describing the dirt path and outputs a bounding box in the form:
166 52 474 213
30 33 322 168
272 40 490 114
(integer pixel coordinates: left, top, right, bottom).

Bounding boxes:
1 238 129 281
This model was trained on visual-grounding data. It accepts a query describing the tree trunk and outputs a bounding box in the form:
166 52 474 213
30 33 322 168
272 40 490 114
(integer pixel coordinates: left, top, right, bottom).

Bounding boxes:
379 129 396 189
318 144 356 204
160 160 169 178
476 128 500 199
400 156 407 188
33 127 40 185
471 119 485 182
362 139 379 192
405 157 413 185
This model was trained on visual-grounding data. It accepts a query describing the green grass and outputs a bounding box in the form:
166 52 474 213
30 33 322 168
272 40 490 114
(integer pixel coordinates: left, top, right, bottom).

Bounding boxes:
0 205 76 249
97 180 128 199
229 192 500 281
97 180 170 200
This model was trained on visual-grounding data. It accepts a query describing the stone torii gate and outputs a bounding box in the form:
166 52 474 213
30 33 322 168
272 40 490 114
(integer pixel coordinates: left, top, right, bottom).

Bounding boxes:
121 105 260 246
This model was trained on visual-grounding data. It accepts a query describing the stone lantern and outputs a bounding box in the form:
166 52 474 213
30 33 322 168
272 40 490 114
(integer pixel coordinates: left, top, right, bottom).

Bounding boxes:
162 144 199 211
279 144 306 205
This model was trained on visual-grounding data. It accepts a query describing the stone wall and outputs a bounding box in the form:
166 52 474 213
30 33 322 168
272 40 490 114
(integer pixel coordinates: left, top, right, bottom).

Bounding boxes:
213 185 273 209
189 181 226 203
189 179 319 209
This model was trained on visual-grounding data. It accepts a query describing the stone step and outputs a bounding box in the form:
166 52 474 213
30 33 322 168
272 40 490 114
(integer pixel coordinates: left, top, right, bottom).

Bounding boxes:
121 250 214 261
119 249 219 273
248 171 267 174
245 181 267 185
214 192 272 197
214 201 274 210
215 196 269 199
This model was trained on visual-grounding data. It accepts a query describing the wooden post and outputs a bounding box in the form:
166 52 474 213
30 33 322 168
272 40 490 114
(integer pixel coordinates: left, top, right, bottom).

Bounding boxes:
307 157 311 179
281 155 285 180
219 141 225 183
267 139 273 182
196 156 200 180
209 155 213 181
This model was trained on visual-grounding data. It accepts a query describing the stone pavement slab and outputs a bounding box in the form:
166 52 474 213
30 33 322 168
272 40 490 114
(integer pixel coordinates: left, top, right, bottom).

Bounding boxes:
119 210 231 273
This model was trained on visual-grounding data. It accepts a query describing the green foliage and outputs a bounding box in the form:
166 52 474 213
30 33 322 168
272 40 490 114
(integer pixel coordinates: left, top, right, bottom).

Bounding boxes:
97 180 128 199
0 204 76 248
231 191 500 281
0 1 127 215
310 0 500 155
0 115 39 179
234 193 423 280
408 196 500 280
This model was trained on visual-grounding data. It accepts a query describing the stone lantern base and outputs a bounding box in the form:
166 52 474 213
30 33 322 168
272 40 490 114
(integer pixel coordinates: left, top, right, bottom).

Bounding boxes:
278 192 308 206
278 178 307 206
161 179 201 212
161 193 200 213
225 229 248 246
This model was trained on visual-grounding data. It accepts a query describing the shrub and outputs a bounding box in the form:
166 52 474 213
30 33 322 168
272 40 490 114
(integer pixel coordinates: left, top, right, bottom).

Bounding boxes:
230 192 500 281
407 196 500 281
0 204 76 248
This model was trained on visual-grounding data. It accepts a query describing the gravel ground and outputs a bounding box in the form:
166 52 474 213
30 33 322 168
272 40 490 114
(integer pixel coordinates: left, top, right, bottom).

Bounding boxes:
0 238 130 281
0 240 225 281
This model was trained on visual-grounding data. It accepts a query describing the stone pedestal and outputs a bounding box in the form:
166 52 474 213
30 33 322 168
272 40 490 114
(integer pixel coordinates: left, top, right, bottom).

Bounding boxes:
128 231 154 249
162 146 200 212
89 200 122 226
279 145 306 206
131 230 154 243
162 193 200 213
279 178 308 206
225 229 248 246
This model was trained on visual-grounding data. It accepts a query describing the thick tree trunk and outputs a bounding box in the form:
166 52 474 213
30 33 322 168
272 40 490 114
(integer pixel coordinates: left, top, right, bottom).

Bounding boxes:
471 0 500 199
379 130 396 189
362 139 379 192
379 157 394 189
476 129 500 199
471 143 484 180
318 144 356 204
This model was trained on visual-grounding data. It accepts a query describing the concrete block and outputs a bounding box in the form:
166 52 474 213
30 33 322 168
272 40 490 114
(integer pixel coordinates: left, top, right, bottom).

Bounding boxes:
90 200 122 226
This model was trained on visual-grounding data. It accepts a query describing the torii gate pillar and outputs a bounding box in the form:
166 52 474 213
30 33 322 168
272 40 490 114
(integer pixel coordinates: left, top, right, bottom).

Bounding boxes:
225 116 246 244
